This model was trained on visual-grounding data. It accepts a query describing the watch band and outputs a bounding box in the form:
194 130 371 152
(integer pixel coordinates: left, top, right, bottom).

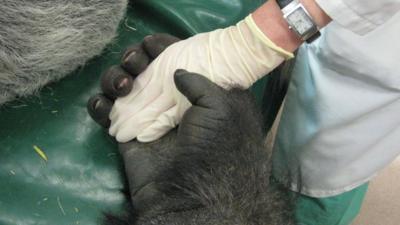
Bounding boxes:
306 31 321 43
276 0 293 9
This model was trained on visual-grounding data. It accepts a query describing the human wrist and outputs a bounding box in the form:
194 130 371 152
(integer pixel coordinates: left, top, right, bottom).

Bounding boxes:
252 0 331 52
252 0 301 52
299 0 331 28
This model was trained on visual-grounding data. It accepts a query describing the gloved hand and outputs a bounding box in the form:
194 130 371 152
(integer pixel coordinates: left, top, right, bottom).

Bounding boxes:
108 15 293 143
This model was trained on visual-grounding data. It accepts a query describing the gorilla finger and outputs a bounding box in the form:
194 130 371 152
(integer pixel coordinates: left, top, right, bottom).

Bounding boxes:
121 44 151 75
101 65 133 99
87 94 113 128
143 33 181 58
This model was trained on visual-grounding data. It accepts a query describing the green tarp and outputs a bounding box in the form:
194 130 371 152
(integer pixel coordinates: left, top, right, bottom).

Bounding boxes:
0 1 267 224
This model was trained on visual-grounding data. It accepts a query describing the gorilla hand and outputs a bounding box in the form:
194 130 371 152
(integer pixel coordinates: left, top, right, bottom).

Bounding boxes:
111 70 265 216
104 71 282 225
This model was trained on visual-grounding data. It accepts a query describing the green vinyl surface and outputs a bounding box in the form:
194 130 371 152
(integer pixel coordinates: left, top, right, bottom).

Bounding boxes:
0 1 266 225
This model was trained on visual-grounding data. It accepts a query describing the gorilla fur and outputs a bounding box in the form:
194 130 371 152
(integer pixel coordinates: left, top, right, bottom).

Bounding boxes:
0 0 128 105
103 86 295 225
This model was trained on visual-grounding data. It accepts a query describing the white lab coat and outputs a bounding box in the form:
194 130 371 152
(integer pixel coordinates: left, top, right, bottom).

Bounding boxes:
272 0 400 197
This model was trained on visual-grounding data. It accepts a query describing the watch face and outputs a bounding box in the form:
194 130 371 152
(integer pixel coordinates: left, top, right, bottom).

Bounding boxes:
287 7 314 35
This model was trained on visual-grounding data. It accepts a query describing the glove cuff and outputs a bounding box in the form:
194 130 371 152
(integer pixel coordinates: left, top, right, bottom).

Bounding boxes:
243 15 294 59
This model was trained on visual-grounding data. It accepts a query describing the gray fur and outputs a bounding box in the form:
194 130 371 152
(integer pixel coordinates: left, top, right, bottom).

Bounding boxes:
0 0 128 105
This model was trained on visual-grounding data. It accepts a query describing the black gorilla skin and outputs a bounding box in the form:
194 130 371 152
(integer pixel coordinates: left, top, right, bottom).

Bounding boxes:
87 34 295 225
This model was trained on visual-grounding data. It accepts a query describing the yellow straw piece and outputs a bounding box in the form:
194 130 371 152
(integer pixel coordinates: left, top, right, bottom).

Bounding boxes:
33 145 48 161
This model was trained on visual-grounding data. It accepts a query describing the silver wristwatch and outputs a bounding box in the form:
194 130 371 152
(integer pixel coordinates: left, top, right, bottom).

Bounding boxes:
277 0 321 43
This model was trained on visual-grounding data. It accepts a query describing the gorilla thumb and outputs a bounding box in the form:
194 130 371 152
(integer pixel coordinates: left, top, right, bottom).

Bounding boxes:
174 69 223 107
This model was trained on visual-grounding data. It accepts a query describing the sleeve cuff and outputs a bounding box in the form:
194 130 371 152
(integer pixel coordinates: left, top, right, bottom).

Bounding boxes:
315 0 378 35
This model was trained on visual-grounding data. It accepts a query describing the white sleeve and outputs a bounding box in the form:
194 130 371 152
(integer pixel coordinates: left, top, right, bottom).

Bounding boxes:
315 0 400 35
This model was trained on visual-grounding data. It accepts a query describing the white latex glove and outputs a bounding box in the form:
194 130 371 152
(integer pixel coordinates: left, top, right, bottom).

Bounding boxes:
109 15 293 143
